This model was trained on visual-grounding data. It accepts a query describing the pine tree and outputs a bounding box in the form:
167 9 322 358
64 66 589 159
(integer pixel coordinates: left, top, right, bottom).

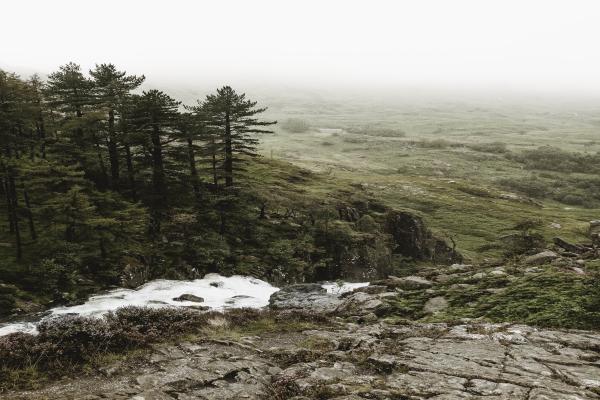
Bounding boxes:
117 94 142 202
203 86 275 187
176 112 203 202
90 64 145 188
45 63 106 185
132 90 180 234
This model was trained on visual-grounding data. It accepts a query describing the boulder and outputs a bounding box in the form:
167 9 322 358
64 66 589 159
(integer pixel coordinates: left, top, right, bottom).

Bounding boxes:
120 256 149 289
387 275 432 290
172 294 204 303
269 283 342 313
589 220 600 234
423 296 448 314
524 250 558 265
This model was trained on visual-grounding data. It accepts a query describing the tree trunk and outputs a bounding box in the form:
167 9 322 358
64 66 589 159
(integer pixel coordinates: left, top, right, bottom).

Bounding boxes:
151 123 165 201
124 143 137 202
36 119 46 159
107 108 120 187
186 131 200 201
92 132 108 189
99 239 107 259
3 177 14 233
150 122 165 235
7 174 22 261
224 110 233 187
23 186 36 240
211 137 218 189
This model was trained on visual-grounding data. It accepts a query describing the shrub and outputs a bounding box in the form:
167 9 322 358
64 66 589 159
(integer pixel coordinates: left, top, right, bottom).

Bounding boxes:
347 126 406 137
281 118 310 133
509 146 600 174
0 284 17 317
0 333 38 369
37 315 114 363
560 194 585 206
356 215 379 233
413 139 462 149
0 307 208 374
105 306 207 342
467 141 508 154
497 176 550 198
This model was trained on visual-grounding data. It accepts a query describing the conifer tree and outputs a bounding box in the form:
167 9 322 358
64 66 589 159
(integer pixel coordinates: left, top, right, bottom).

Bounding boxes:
45 63 105 184
132 90 180 234
203 86 275 187
90 64 145 187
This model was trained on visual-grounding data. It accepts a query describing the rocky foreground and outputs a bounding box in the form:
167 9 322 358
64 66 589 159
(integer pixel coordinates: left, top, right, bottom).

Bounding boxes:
7 279 600 400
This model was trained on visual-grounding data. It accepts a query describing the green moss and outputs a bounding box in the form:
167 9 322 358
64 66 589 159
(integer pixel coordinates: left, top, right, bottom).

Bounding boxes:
429 270 600 329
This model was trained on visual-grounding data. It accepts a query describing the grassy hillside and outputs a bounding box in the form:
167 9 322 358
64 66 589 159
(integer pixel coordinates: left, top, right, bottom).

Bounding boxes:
258 96 599 261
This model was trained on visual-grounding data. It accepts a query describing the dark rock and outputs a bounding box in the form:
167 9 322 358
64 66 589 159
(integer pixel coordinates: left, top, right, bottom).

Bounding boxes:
384 210 461 263
337 206 361 222
553 237 585 253
120 256 149 289
269 284 341 312
173 294 204 303
341 285 387 297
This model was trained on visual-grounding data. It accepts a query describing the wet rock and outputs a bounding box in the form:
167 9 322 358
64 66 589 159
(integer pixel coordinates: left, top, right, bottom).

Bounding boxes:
172 294 204 303
120 256 149 289
269 284 342 313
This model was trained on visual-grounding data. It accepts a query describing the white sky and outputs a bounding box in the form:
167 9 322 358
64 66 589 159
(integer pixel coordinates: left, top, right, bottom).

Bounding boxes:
2 0 600 94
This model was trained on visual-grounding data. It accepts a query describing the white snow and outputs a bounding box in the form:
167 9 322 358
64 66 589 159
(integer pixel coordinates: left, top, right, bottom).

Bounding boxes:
0 274 279 336
322 281 369 295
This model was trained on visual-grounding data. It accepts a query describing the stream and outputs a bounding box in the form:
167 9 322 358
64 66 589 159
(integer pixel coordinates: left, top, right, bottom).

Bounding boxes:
0 274 368 336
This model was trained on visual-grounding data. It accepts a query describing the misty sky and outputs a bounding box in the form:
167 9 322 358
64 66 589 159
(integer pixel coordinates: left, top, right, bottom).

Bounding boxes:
2 0 600 94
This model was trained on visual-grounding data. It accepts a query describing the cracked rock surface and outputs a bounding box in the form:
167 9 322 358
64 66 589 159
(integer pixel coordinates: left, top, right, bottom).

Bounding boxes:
7 319 600 399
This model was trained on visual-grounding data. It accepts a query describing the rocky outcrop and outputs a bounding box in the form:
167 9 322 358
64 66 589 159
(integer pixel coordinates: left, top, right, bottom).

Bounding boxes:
590 220 600 238
10 319 600 399
384 210 462 264
337 206 361 222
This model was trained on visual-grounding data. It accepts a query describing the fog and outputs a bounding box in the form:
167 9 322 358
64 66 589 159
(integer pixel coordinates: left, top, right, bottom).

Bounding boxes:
2 0 600 96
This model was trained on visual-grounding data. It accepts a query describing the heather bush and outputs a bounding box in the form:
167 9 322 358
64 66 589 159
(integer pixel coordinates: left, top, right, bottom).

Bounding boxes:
0 333 38 369
37 315 114 363
0 306 208 374
105 306 207 342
